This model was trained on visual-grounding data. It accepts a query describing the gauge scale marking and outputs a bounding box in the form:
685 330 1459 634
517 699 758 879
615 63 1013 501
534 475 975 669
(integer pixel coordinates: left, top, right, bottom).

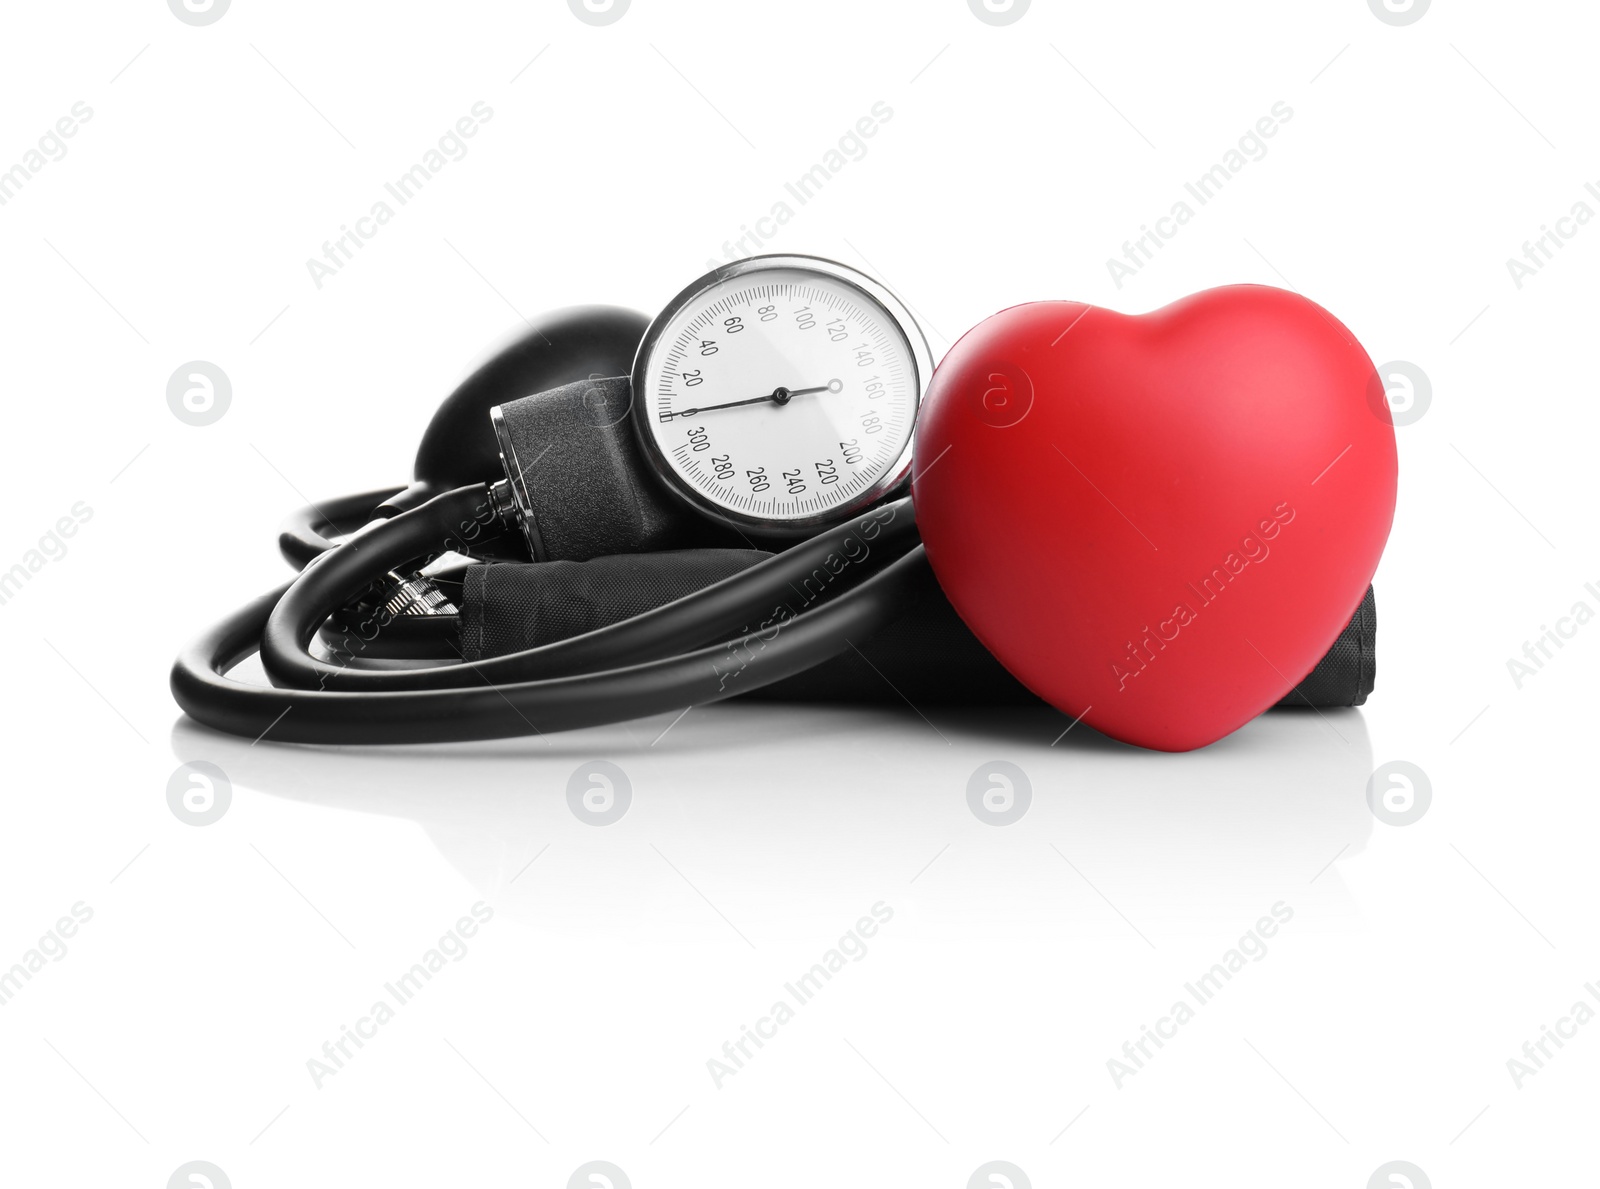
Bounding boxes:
633 258 929 535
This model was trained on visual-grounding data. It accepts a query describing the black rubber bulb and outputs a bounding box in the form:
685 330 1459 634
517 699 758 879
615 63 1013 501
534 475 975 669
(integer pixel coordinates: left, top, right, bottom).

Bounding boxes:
382 304 649 514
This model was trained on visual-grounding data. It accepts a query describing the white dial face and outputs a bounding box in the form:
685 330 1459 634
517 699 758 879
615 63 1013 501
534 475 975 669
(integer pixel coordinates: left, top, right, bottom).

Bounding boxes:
638 265 921 528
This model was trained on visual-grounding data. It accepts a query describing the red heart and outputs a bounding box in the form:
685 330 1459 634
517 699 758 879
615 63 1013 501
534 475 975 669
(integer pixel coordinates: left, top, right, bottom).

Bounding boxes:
912 285 1397 751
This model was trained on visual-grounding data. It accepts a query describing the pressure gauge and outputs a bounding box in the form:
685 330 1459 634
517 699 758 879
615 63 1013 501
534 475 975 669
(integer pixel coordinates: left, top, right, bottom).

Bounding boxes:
632 255 932 536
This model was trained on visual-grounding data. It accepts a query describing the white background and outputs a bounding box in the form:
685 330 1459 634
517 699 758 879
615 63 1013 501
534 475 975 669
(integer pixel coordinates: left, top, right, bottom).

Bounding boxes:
1 1 1595 1186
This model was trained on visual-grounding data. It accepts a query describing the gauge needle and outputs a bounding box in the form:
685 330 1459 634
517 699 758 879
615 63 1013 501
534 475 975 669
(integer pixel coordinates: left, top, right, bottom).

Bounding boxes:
667 379 842 419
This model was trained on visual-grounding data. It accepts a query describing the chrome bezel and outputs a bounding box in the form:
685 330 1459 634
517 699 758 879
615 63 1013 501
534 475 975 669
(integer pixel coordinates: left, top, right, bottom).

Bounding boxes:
630 254 931 538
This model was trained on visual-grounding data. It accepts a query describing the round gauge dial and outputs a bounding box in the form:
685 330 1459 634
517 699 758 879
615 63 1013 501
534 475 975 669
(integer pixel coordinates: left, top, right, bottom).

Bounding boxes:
632 256 930 535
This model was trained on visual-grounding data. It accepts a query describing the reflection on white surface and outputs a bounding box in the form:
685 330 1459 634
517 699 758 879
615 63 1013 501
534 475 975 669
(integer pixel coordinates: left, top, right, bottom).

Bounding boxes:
156 701 1382 1186
169 701 1374 942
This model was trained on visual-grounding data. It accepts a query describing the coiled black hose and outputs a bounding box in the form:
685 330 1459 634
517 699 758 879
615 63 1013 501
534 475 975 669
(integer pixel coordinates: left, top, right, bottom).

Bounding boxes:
171 486 929 744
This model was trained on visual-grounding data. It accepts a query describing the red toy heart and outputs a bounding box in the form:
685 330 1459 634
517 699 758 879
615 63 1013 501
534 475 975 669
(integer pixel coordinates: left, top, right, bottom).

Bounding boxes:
912 285 1397 751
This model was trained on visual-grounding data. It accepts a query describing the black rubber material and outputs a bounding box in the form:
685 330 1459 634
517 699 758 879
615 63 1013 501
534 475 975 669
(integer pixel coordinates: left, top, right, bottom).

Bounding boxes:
277 486 403 569
171 487 927 744
403 306 648 505
261 489 914 692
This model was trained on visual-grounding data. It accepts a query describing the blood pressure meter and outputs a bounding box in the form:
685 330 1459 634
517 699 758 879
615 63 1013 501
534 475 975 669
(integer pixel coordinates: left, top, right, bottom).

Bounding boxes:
170 256 1380 748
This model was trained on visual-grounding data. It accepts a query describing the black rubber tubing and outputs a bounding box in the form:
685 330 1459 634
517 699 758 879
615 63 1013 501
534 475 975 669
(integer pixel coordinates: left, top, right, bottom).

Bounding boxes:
171 488 930 744
262 488 919 691
276 486 403 568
